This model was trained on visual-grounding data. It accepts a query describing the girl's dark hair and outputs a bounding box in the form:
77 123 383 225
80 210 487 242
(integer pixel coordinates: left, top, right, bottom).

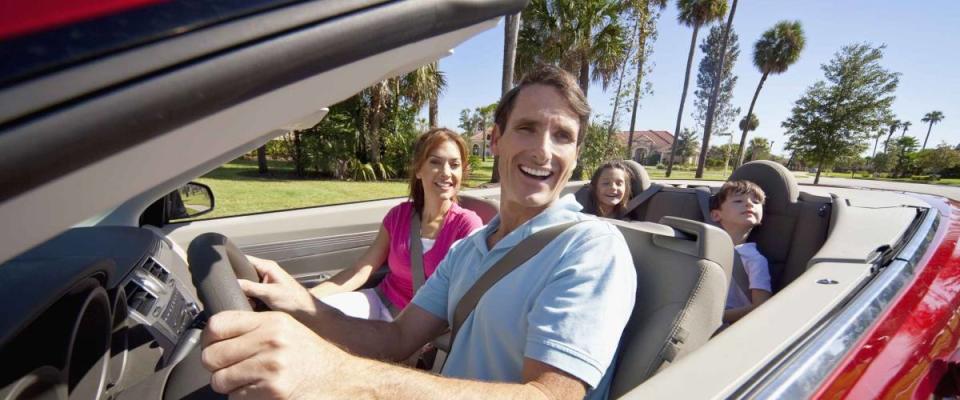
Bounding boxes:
588 161 634 217
408 128 469 216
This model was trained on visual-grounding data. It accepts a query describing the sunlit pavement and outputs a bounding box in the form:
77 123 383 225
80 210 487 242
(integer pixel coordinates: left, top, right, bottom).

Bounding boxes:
794 175 960 201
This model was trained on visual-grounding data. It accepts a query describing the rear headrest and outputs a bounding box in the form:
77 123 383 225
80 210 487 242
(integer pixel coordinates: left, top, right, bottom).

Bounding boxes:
728 161 798 213
622 160 652 192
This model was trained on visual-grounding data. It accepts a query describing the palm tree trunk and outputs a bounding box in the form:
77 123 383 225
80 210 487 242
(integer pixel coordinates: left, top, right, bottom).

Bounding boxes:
736 71 767 168
626 16 649 161
257 145 269 174
493 11 520 184
666 25 701 177
922 122 933 150
572 57 590 181
696 0 737 179
428 97 438 128
480 120 487 162
884 126 895 153
872 134 880 158
608 20 639 138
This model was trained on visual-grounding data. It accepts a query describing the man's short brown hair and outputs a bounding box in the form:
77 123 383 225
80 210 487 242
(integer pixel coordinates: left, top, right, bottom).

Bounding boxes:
710 180 767 211
493 64 590 145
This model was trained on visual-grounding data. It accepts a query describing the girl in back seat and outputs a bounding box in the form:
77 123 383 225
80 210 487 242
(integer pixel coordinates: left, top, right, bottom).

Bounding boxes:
584 161 634 219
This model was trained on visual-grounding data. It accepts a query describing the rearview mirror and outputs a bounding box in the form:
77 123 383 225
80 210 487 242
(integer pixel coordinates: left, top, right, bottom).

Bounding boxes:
168 182 215 221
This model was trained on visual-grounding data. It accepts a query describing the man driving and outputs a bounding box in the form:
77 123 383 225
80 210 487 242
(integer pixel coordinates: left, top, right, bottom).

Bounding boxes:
200 65 636 400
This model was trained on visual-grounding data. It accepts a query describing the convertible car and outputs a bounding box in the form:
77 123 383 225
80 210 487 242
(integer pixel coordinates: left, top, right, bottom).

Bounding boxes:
2 1 960 399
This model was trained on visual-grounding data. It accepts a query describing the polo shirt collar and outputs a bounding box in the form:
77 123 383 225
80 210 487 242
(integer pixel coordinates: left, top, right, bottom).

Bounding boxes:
473 194 584 253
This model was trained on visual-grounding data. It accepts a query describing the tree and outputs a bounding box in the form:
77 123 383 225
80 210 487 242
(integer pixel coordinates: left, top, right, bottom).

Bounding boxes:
916 143 960 176
883 119 901 153
693 25 741 136
920 110 945 150
694 0 738 179
492 12 522 183
691 23 741 177
625 0 667 159
665 0 728 177
675 127 700 163
403 63 447 129
735 20 805 168
518 0 632 180
257 145 269 174
891 136 919 178
900 120 912 137
459 104 496 161
782 44 899 184
745 136 771 161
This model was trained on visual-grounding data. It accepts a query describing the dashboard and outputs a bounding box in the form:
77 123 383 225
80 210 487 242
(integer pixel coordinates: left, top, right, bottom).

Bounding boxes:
0 227 206 399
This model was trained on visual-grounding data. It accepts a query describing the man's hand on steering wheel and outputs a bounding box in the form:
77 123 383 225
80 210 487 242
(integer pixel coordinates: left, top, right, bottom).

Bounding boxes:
240 256 320 321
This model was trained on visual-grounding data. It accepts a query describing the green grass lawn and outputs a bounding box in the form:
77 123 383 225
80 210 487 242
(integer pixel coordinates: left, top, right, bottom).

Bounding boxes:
192 159 737 220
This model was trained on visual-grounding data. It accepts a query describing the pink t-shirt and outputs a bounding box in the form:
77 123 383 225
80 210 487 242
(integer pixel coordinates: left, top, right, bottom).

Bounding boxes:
379 201 483 310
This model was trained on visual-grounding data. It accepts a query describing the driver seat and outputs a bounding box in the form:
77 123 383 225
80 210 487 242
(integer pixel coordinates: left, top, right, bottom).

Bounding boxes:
606 217 733 397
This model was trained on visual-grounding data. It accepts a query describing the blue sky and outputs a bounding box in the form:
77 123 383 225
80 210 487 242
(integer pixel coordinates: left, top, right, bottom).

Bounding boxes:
434 0 959 155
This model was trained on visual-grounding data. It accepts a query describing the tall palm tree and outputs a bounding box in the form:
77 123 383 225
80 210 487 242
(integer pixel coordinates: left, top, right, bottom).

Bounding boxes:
492 11 522 184
403 62 446 129
900 120 912 138
517 0 631 179
626 0 668 159
921 111 945 150
884 119 901 153
665 0 728 177
733 20 805 168
694 0 738 179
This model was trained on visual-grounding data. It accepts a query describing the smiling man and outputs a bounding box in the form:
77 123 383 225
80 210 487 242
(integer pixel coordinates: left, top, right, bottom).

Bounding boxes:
201 65 637 400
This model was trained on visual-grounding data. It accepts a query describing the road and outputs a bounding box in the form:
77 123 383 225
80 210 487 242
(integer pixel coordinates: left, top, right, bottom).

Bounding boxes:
794 175 960 200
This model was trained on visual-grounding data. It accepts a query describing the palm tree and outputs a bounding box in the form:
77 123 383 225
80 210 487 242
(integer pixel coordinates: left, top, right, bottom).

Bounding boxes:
625 0 668 159
739 113 758 137
884 119 901 153
694 0 738 179
900 120 912 138
921 111 945 150
518 0 631 179
733 20 805 168
403 62 446 129
492 11 522 184
665 0 728 177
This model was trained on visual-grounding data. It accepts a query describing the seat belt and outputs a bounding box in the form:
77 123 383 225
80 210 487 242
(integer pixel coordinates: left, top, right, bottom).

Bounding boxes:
694 186 751 300
409 211 426 295
448 220 582 350
617 183 662 219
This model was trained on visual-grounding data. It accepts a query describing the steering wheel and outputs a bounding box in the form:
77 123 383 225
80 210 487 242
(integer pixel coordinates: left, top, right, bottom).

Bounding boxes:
186 232 261 314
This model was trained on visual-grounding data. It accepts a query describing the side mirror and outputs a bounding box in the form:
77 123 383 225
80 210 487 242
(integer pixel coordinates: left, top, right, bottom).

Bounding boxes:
167 182 215 221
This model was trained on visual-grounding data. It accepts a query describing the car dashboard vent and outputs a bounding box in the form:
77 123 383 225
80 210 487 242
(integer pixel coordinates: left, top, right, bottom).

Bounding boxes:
140 256 169 283
124 280 157 317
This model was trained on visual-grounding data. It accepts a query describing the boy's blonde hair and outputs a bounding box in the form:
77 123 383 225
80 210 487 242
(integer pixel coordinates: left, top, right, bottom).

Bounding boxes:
709 180 766 211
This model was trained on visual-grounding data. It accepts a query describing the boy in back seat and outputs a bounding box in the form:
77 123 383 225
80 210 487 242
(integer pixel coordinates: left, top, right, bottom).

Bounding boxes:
709 181 772 324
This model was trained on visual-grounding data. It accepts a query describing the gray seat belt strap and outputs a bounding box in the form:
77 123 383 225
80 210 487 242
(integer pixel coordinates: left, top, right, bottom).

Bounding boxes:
618 183 662 218
410 211 426 295
450 221 581 347
732 251 752 300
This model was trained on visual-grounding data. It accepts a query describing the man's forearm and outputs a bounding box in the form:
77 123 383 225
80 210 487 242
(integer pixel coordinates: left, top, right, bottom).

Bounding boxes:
296 300 409 361
331 356 552 400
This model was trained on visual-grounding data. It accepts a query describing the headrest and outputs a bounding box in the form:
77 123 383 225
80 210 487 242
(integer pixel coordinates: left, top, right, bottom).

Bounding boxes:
573 184 598 214
728 161 799 213
622 160 652 192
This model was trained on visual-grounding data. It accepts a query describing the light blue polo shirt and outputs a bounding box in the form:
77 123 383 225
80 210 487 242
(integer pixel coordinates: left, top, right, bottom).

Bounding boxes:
411 195 636 400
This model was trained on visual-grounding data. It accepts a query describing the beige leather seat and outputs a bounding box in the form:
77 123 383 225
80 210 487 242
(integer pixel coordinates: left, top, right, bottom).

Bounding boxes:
606 216 733 397
458 193 499 224
729 161 831 291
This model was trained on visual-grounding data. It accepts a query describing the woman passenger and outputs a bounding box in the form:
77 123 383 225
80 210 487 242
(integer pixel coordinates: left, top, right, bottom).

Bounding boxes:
305 128 483 321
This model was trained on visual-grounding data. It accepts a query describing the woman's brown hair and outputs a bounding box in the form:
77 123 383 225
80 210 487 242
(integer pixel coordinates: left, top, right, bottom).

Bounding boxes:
588 161 633 217
408 128 470 216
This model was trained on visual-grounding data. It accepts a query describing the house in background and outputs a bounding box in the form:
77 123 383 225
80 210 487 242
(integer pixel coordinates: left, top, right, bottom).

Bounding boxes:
467 129 493 158
615 130 695 165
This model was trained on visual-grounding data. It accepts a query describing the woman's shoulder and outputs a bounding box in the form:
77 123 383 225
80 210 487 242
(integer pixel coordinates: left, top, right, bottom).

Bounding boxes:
384 201 414 226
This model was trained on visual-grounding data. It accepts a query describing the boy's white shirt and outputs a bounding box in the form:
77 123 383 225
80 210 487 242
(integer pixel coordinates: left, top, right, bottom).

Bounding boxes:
725 242 772 309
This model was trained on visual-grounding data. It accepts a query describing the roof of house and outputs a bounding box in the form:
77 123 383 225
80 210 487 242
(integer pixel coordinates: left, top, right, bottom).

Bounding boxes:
615 130 673 149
